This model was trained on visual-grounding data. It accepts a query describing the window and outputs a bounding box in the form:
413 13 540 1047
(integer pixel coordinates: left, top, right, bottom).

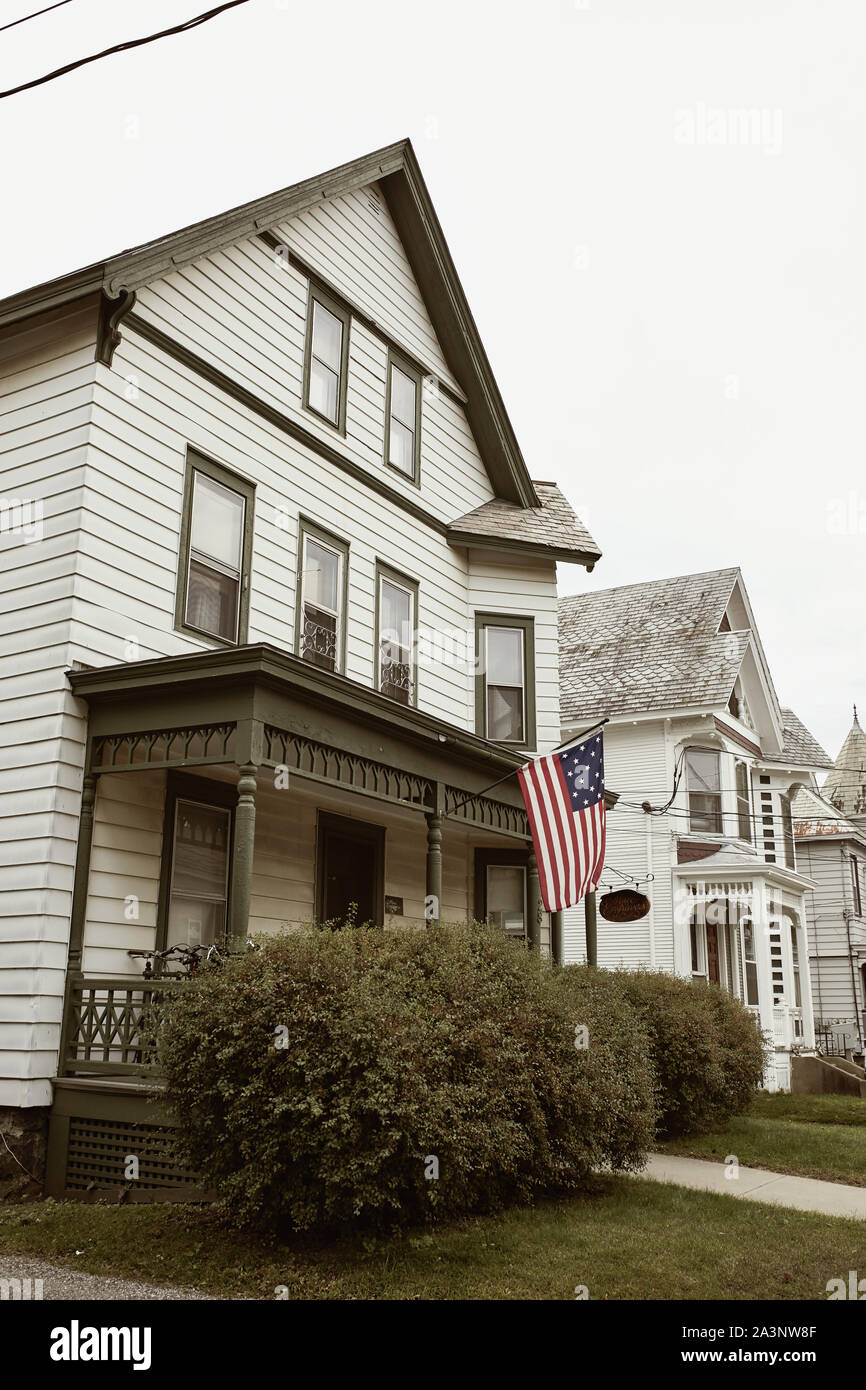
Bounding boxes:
303 286 350 431
779 793 795 869
686 749 723 834
741 917 759 1007
475 614 536 750
735 760 752 842
156 774 238 951
385 354 421 483
176 452 254 645
296 522 347 674
689 907 702 975
376 564 417 705
474 848 528 940
852 855 863 916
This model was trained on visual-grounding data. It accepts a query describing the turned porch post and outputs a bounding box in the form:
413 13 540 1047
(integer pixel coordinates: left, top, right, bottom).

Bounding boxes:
425 781 444 927
551 910 563 965
229 720 263 949
67 770 98 971
585 890 598 967
527 851 542 950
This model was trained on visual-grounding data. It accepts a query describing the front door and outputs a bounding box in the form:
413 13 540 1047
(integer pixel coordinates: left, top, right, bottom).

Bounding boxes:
706 922 720 985
317 812 385 926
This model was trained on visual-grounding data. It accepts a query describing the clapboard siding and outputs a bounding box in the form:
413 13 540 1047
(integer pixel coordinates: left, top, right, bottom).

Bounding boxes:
81 329 475 727
563 721 674 969
0 304 97 1105
797 837 866 1025
467 551 559 755
133 183 493 525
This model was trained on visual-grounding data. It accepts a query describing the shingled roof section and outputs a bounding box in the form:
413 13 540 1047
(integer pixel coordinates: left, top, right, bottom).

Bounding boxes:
762 709 834 769
558 567 744 722
791 784 863 840
822 709 866 819
447 482 601 566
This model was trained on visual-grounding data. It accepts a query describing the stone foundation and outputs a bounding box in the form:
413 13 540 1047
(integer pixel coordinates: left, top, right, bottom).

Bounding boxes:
0 1105 49 1200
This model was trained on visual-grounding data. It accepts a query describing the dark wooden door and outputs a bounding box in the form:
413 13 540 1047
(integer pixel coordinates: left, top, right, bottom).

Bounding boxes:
317 813 385 926
706 923 720 984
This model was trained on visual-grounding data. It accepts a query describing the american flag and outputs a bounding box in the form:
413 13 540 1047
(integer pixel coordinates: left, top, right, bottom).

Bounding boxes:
517 733 606 912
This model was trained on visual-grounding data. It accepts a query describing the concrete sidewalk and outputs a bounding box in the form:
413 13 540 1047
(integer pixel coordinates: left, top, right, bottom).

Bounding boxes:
640 1153 866 1220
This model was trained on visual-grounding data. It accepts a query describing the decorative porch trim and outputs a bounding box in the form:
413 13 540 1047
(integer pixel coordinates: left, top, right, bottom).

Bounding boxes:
91 722 236 771
262 725 435 811
443 784 530 839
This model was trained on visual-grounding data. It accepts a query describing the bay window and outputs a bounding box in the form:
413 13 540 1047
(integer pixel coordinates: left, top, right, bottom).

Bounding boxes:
686 749 723 834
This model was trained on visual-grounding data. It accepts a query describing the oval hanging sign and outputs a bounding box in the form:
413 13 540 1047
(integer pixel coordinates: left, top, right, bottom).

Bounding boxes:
599 889 651 923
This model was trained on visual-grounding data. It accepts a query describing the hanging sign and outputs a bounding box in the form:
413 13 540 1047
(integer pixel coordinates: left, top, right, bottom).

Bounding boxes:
599 889 651 923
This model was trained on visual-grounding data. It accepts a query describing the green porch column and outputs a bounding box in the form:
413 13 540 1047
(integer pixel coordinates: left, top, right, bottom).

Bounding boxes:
67 771 98 971
229 761 258 949
425 781 443 927
585 890 598 967
527 852 542 950
551 910 563 965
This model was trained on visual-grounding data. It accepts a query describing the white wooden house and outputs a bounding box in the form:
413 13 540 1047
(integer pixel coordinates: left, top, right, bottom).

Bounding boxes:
559 568 830 1091
793 710 866 1059
0 140 603 1196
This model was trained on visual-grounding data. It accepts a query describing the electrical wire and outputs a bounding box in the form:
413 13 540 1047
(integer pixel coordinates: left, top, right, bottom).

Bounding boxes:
0 0 251 100
0 0 73 32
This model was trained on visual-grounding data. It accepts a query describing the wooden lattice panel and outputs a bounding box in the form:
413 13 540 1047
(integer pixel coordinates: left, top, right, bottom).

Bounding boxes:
65 1117 199 1191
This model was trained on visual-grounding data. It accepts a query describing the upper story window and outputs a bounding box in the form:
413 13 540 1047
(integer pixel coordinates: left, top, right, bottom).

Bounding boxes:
176 451 254 646
296 521 347 674
303 286 350 433
376 563 417 706
385 354 421 484
475 615 536 750
686 749 722 834
735 760 752 842
852 854 863 916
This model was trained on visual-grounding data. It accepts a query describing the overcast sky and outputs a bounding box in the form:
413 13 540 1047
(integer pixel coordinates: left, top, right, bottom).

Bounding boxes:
1 0 862 759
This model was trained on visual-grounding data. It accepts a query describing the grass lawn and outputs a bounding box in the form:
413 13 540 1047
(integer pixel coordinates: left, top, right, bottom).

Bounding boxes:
658 1092 866 1187
0 1177 864 1300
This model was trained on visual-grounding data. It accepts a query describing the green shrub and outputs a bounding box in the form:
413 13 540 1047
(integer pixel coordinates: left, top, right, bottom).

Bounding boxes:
156 923 655 1232
616 970 767 1137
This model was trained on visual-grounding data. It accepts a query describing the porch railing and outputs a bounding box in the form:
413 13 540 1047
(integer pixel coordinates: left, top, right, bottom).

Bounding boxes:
60 973 182 1077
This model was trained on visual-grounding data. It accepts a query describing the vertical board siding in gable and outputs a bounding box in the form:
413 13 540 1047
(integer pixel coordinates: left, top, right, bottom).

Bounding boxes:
0 306 97 1105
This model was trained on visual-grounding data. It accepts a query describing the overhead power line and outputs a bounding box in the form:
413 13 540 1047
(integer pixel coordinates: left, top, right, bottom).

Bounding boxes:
0 0 251 100
0 0 74 33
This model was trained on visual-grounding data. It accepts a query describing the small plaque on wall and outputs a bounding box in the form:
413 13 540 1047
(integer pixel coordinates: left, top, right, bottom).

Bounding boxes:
384 895 404 915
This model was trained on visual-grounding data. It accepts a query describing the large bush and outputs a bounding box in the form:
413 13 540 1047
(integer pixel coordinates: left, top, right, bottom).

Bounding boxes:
616 970 767 1137
155 923 655 1232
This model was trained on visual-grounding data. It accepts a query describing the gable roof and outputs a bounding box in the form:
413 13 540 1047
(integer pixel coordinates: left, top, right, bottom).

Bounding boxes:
763 709 834 770
448 482 601 567
0 140 542 513
822 709 866 819
558 567 746 722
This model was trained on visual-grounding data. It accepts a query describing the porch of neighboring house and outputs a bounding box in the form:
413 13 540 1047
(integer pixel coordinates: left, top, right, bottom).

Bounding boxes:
46 645 555 1200
675 861 816 1092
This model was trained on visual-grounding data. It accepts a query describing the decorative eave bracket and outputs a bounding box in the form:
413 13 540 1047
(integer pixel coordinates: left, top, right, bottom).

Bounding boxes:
96 288 137 368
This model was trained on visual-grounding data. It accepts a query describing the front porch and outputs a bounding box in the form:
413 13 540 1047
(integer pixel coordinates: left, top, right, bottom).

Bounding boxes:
49 644 560 1197
675 856 817 1091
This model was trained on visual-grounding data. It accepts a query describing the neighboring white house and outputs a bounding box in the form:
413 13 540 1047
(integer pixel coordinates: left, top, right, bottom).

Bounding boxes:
559 567 830 1091
793 710 866 1060
0 139 604 1195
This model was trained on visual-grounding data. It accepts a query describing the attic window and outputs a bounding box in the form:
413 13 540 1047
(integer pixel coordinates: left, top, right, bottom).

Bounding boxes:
718 613 731 633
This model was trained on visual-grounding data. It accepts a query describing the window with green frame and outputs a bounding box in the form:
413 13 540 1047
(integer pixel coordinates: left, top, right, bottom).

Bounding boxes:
474 614 536 750
302 284 350 433
384 352 422 484
175 450 255 646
